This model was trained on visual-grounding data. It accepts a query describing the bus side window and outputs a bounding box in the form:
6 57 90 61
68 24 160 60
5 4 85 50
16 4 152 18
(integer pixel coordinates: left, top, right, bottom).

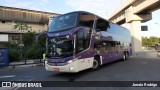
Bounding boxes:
104 41 113 51
111 41 116 50
94 41 102 50
76 31 84 53
79 13 95 28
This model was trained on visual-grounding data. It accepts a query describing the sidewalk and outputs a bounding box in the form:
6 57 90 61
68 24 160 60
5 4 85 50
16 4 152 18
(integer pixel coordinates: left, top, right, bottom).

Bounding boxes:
0 59 45 69
131 50 160 59
0 63 44 70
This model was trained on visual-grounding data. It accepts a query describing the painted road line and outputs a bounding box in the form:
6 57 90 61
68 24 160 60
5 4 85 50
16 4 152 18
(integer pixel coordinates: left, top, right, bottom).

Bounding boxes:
0 75 15 78
0 87 13 90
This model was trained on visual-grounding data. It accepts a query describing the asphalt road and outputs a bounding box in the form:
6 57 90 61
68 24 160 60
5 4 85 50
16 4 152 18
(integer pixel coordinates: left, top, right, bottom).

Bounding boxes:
0 57 160 90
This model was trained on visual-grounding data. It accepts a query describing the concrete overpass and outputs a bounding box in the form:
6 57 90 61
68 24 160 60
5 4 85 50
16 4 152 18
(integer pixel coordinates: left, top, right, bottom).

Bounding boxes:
107 0 160 54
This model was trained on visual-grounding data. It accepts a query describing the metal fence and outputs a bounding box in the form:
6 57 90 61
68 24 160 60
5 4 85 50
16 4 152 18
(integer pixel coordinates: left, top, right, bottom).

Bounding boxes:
0 47 45 67
0 48 9 66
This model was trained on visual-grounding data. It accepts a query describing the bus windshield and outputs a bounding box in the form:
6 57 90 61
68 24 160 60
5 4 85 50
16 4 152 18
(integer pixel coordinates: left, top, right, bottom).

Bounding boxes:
47 36 74 58
48 13 78 32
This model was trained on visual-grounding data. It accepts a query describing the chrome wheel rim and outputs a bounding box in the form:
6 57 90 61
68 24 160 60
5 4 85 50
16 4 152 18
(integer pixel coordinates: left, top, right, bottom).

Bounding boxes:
123 54 126 60
92 59 98 69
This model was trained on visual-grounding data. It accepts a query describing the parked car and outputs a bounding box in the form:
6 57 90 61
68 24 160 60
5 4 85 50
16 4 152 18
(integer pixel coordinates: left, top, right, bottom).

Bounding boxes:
155 44 160 50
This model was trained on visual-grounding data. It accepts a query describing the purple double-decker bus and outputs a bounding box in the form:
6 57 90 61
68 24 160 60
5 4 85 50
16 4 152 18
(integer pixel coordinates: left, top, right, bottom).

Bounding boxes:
37 11 131 73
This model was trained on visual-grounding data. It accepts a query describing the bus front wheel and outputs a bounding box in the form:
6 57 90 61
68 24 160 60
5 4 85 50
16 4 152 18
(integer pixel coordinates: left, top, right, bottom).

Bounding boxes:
91 58 100 70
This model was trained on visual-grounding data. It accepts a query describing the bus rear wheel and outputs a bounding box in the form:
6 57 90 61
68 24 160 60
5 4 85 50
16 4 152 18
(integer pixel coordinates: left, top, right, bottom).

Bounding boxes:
122 52 127 60
125 52 128 60
91 58 100 70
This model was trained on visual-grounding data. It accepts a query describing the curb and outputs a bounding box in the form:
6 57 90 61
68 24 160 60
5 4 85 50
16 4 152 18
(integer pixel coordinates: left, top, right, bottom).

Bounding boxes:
0 63 44 70
130 56 160 60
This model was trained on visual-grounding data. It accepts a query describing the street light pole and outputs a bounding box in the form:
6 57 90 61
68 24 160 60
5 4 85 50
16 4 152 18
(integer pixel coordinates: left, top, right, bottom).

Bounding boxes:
121 0 123 4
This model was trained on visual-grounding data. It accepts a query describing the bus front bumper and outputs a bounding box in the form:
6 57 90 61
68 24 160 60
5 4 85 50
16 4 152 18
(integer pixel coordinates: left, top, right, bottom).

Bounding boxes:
45 60 79 73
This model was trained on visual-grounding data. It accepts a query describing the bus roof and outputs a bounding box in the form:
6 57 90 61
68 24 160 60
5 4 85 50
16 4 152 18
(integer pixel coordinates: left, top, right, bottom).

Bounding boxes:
56 11 129 31
59 11 107 20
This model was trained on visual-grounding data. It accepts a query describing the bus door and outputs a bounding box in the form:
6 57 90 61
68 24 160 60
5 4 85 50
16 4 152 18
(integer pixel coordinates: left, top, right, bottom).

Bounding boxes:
75 29 92 70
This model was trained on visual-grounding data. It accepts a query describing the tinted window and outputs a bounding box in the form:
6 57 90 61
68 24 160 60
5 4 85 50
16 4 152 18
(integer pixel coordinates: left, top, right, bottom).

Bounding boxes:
79 13 95 28
108 23 130 36
96 18 110 31
48 13 78 32
47 37 74 58
76 30 91 53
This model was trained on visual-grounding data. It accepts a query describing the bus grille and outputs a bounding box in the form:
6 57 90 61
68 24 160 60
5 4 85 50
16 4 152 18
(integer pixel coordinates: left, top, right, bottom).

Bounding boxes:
47 62 67 66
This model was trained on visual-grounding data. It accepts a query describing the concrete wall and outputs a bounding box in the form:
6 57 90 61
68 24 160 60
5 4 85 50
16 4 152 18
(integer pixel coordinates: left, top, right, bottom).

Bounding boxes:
0 21 47 33
0 21 13 32
0 6 59 24
0 6 59 44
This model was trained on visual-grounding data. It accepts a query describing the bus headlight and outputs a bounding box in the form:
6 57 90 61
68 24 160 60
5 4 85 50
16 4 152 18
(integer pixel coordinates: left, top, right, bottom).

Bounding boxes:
66 35 69 39
67 57 78 64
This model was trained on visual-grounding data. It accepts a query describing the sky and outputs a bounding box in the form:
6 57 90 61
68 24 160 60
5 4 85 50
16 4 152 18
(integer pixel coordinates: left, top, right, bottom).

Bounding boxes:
0 0 160 37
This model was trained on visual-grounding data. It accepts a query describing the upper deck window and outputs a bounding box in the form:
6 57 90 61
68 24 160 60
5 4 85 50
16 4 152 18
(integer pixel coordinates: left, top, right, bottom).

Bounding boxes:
48 13 78 32
79 13 95 28
96 18 110 31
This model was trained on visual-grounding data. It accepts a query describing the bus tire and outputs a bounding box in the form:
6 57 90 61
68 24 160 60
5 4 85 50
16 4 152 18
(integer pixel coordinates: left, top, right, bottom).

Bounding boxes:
125 51 129 60
122 52 127 61
91 58 100 70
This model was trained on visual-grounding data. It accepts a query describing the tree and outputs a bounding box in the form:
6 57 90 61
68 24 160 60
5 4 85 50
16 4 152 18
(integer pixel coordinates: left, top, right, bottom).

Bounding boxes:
142 37 149 46
142 36 160 46
150 36 159 45
38 35 46 47
14 22 31 45
22 32 35 47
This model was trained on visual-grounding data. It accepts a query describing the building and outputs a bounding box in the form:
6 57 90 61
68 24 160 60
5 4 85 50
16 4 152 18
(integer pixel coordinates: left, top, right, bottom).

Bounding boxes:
0 5 59 43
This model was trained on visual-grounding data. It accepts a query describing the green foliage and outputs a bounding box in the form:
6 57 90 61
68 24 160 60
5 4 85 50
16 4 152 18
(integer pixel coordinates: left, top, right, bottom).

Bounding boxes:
22 32 36 47
25 43 45 60
38 36 46 47
2 22 46 62
14 22 31 32
9 49 23 62
2 43 21 62
1 42 19 48
26 47 45 60
142 36 160 46
14 22 32 44
1 42 22 62
26 47 39 59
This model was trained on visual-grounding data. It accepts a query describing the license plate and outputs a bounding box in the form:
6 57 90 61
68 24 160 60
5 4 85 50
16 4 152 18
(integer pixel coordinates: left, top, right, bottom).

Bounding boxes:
53 68 59 71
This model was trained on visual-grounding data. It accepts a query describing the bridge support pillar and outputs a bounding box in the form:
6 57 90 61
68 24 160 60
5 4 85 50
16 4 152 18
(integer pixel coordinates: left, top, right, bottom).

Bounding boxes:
130 21 142 54
125 6 152 54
